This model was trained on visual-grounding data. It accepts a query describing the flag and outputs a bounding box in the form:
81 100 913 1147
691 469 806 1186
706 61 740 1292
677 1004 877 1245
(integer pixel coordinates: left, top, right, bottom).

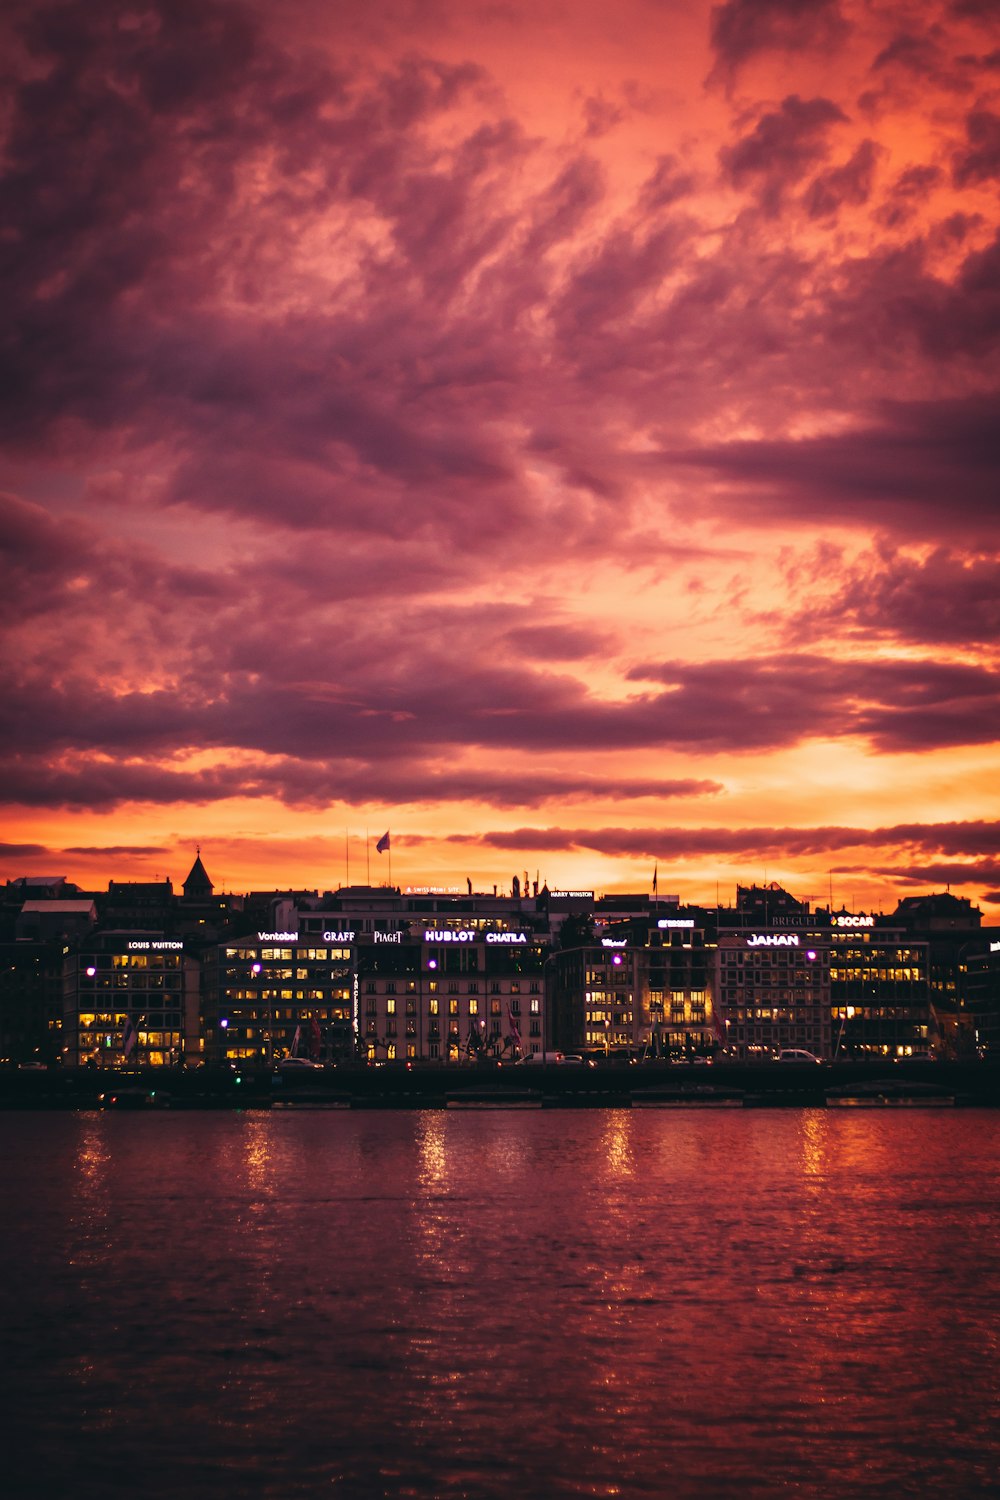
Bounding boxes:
652 863 658 895
290 1023 302 1057
309 1018 322 1060
122 1015 137 1057
376 830 390 853
507 1006 522 1047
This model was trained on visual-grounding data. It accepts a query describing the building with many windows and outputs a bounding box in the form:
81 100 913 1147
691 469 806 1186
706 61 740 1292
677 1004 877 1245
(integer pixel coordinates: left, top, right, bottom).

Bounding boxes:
63 933 200 1068
8 861 997 1070
715 934 831 1060
826 913 932 1058
359 925 548 1063
202 928 357 1066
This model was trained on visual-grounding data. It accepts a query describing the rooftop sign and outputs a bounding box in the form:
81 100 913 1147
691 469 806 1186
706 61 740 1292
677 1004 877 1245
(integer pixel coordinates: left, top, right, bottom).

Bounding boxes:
833 915 875 928
658 918 695 929
747 934 799 948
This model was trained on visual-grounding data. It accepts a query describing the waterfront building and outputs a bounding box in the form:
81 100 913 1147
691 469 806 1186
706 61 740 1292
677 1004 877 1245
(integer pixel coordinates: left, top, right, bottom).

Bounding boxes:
63 932 200 1068
358 924 548 1063
714 886 831 1059
549 940 637 1058
203 928 357 1066
714 934 831 1059
824 912 933 1058
963 939 1000 1057
0 940 65 1066
5 855 999 1071
551 908 717 1060
641 909 715 1059
891 892 984 1053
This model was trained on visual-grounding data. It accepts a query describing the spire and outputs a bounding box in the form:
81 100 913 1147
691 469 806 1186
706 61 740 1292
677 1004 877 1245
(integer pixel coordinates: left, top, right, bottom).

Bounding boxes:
183 847 213 898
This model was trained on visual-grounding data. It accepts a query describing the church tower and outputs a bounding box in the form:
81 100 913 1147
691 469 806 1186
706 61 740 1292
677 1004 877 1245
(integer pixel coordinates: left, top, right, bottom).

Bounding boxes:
182 847 214 899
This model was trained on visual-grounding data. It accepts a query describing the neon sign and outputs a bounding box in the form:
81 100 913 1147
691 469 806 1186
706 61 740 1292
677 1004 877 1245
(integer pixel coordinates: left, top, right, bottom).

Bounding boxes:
747 934 799 948
658 919 695 929
424 929 476 942
601 939 627 948
833 915 875 928
322 930 356 943
486 932 528 944
257 931 298 942
373 931 403 944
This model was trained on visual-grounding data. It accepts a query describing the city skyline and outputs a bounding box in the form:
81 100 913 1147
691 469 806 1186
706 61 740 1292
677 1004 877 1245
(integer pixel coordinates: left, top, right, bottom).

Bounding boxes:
3 0 999 908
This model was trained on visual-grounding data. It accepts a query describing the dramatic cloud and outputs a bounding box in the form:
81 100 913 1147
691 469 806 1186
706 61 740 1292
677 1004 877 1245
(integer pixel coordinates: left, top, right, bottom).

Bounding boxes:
1 0 998 908
709 0 848 83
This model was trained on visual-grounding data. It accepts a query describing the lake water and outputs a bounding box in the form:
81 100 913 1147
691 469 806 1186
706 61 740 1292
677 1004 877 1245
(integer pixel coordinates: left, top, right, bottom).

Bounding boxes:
2 1108 998 1499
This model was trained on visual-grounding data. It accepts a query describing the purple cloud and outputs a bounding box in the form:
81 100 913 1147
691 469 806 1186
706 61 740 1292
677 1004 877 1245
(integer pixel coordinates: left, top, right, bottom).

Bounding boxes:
709 0 848 83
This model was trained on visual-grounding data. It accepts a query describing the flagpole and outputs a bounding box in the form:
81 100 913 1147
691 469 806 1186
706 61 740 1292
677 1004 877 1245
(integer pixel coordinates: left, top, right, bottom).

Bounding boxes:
366 827 370 885
345 828 350 888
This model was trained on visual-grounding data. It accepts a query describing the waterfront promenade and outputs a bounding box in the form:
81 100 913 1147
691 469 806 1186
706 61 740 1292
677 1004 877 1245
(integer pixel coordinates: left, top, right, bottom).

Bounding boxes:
3 1058 998 1110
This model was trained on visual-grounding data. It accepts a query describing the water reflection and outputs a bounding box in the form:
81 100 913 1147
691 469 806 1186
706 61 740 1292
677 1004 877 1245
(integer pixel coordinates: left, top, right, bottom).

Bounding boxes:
1 1111 999 1500
599 1109 635 1181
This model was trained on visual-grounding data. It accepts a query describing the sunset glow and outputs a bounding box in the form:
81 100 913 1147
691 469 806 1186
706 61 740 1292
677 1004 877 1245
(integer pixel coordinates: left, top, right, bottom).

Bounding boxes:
3 0 999 908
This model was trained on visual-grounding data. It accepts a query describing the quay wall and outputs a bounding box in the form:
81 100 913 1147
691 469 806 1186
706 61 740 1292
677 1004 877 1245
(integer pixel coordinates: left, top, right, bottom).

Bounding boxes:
1 1059 998 1110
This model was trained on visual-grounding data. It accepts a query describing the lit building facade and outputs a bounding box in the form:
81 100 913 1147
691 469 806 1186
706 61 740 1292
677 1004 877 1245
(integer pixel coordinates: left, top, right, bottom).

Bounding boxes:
640 913 715 1059
715 934 831 1059
826 914 933 1058
359 926 547 1063
548 942 636 1057
203 927 357 1065
63 934 200 1067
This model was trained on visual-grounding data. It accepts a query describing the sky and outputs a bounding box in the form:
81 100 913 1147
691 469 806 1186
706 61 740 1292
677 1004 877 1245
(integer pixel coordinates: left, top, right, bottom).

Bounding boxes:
2 0 999 910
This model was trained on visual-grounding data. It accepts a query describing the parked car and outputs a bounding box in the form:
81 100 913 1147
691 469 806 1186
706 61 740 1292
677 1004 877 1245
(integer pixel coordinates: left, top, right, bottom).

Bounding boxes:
777 1049 823 1064
277 1056 324 1070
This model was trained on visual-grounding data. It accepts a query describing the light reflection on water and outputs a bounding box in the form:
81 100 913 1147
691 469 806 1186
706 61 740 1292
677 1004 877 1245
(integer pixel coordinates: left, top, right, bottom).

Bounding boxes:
1 1109 999 1499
